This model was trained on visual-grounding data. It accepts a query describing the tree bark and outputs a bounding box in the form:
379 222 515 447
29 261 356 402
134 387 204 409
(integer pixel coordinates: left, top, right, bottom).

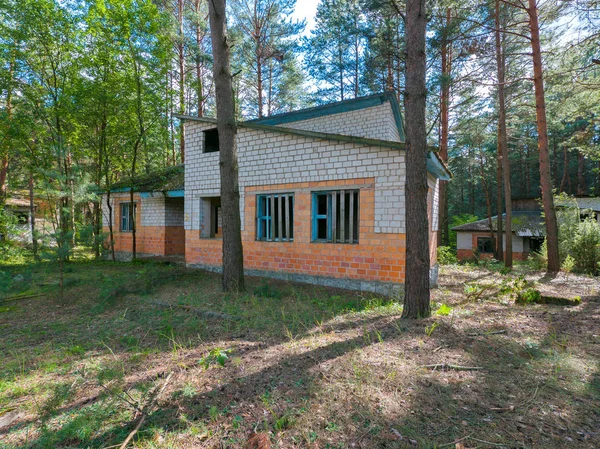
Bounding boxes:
208 0 245 292
178 0 186 162
437 8 451 248
495 0 512 267
403 0 430 318
29 171 38 260
527 0 560 272
577 150 586 195
0 57 13 201
195 0 205 117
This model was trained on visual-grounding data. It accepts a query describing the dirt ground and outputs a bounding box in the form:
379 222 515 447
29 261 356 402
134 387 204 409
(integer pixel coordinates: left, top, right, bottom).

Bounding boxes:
0 261 599 448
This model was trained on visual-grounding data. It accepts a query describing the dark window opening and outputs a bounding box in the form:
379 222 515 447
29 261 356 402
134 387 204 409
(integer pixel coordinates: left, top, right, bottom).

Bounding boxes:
312 190 359 244
529 237 544 253
203 128 219 153
477 237 495 254
257 193 294 242
200 197 221 238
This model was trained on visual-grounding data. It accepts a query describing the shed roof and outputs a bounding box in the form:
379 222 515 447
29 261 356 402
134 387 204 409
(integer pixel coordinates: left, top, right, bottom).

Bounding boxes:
452 211 545 237
110 164 184 193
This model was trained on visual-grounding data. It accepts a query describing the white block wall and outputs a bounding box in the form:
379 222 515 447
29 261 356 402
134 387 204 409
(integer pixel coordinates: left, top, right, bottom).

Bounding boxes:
185 121 407 234
457 232 472 250
142 197 165 226
283 102 402 143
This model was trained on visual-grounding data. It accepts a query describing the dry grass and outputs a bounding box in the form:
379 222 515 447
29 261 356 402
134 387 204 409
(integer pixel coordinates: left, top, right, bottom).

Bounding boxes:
0 260 599 448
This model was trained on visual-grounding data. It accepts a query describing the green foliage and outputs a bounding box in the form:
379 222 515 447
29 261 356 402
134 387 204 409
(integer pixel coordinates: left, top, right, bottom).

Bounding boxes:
198 348 232 369
561 254 575 274
515 288 542 305
435 303 453 316
571 218 600 274
424 321 438 337
437 246 457 265
253 282 284 299
499 275 529 302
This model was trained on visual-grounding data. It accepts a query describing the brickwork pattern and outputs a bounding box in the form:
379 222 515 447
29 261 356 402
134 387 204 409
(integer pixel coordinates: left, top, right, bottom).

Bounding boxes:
284 102 402 143
184 122 407 235
186 178 408 284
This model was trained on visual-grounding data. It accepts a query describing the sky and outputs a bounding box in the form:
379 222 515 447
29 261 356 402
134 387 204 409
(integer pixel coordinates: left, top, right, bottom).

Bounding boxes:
292 0 320 36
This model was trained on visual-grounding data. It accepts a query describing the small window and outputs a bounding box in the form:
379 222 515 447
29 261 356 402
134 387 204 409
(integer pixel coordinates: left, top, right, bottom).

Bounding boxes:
312 190 359 243
477 237 495 254
257 193 294 241
203 128 219 153
120 202 137 232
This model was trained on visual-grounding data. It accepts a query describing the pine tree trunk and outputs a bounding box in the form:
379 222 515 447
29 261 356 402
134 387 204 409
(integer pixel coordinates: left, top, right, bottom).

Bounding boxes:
208 0 245 292
527 0 559 272
29 171 38 260
403 0 430 318
195 0 205 117
577 150 585 195
495 0 511 267
437 8 451 248
0 57 12 201
178 0 186 163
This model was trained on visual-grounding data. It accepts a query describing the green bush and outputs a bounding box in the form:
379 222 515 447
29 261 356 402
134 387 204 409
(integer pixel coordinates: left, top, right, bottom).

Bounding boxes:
515 288 542 304
571 218 600 274
437 246 457 265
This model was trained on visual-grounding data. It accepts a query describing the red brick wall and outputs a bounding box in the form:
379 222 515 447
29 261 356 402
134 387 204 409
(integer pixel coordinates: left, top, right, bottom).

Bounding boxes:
186 178 421 284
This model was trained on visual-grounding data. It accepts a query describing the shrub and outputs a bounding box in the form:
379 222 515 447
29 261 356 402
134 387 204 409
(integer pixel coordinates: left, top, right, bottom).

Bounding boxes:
437 246 457 265
571 218 600 274
515 288 542 304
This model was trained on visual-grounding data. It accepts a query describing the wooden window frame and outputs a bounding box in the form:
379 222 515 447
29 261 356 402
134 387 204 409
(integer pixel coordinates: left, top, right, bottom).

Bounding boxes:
256 193 294 242
311 190 359 244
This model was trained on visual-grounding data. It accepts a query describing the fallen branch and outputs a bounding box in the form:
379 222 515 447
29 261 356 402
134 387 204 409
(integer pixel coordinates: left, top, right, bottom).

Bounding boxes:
421 364 483 371
150 300 241 321
467 330 507 337
118 372 173 449
0 293 45 304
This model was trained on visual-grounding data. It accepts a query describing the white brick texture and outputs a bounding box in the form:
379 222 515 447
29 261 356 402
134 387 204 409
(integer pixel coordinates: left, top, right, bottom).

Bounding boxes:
184 115 408 234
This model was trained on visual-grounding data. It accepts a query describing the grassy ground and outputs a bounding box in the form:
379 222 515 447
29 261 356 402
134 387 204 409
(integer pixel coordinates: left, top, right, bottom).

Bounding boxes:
0 258 599 448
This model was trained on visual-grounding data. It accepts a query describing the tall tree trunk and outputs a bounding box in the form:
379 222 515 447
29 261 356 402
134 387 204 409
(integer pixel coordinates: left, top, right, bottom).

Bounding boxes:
527 0 559 272
29 171 38 260
437 8 451 248
208 0 245 292
577 150 586 195
195 0 205 117
0 57 13 201
495 0 512 267
495 148 504 261
178 0 186 163
403 0 430 318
